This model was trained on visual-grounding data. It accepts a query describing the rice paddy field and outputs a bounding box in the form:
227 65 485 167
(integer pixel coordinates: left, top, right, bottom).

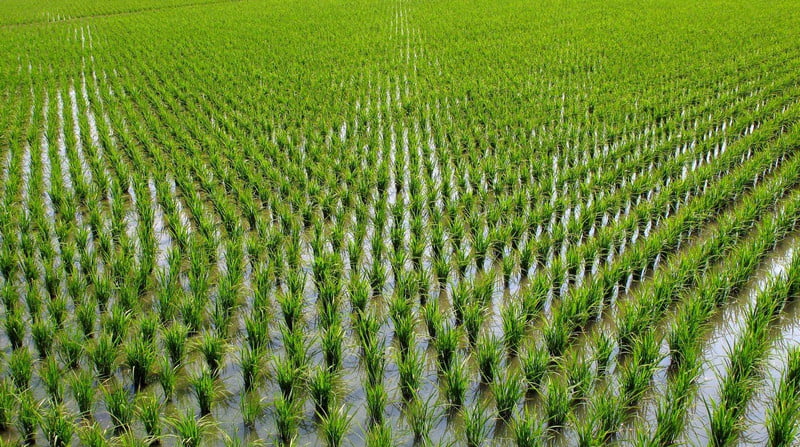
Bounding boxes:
2 0 800 445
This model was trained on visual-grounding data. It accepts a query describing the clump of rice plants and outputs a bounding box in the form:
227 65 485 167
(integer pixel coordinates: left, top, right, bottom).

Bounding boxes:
492 371 523 420
463 401 491 447
136 391 163 443
43 405 75 447
319 404 353 447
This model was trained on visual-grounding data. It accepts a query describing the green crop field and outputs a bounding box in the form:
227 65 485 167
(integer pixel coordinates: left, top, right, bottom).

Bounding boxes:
1 0 800 445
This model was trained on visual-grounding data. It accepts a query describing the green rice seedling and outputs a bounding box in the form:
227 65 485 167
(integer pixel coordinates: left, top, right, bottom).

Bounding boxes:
502 302 525 356
786 348 800 393
434 256 451 287
126 338 156 390
455 246 471 279
197 331 227 375
139 313 159 344
240 391 265 429
105 384 134 433
591 331 614 376
41 357 64 403
281 325 310 370
273 394 301 447
650 363 697 446
707 400 739 447
766 384 799 447
105 305 131 346
90 334 117 380
273 355 303 399
47 294 68 328
544 378 570 430
512 408 545 447
70 369 96 417
396 347 424 401
78 422 110 447
66 271 85 302
9 347 33 390
155 274 178 324
475 334 501 383
520 280 546 323
169 409 213 447
276 292 303 333
618 359 654 408
240 346 264 392
24 282 42 320
474 272 496 308
393 313 415 355
322 323 344 371
117 430 149 447
434 321 459 372
164 322 189 367
363 335 386 387
365 381 387 424
17 391 39 444
520 344 549 394
43 262 62 300
158 358 177 401
422 300 442 339
502 254 516 288
452 281 470 324
77 299 97 337
564 353 593 404
405 395 437 443
4 307 25 349
136 391 162 442
31 319 55 358
463 303 485 347
93 273 113 311
244 315 269 353
442 354 468 409
191 368 219 416
0 379 13 430
211 302 233 336
22 254 40 286
57 329 84 369
463 401 491 447
179 294 204 335
542 320 569 358
1 282 17 311
319 404 353 447
369 258 386 295
43 405 74 447
348 277 369 315
365 422 393 447
493 371 524 420
589 392 624 443
309 366 337 417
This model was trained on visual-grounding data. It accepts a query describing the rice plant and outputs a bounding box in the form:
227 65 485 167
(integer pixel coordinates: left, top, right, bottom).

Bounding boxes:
105 384 134 433
463 401 492 447
273 394 302 447
168 409 214 447
319 404 353 447
190 368 221 416
512 408 545 447
405 395 438 443
17 391 40 444
136 391 163 443
309 366 337 417
43 405 74 447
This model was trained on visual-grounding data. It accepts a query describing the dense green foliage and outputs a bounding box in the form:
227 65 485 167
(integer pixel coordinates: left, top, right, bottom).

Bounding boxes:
1 0 800 445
